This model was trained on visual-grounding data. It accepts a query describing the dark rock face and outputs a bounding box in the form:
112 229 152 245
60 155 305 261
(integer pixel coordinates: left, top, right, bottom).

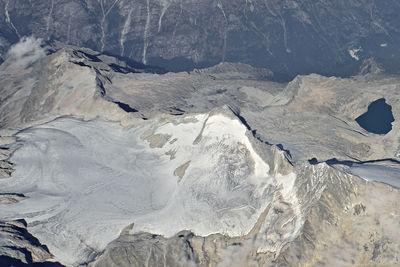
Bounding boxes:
1 0 400 80
0 220 64 266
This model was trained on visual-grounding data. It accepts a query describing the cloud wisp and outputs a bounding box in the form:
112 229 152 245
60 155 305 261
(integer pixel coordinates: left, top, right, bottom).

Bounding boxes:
5 36 48 69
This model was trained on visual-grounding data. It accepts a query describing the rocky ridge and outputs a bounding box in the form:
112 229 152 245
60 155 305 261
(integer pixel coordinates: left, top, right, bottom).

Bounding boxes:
0 219 62 266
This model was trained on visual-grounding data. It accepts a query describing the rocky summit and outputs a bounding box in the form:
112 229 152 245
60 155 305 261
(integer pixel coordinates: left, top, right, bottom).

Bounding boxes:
0 3 400 267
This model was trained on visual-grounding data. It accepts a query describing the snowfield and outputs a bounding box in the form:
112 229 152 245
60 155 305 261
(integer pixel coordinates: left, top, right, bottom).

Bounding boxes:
0 113 297 265
350 164 400 189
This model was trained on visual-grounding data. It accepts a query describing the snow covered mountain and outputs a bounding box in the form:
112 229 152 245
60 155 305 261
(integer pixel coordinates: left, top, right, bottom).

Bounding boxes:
1 109 299 265
0 39 400 266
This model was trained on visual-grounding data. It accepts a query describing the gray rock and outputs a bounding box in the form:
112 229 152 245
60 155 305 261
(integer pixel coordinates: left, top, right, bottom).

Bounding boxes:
277 169 400 267
174 160 191 181
0 219 58 264
0 193 26 204
0 160 13 178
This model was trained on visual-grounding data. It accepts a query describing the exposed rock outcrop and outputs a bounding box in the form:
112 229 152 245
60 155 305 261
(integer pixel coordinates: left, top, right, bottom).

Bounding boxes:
0 193 26 204
0 219 63 265
0 160 13 178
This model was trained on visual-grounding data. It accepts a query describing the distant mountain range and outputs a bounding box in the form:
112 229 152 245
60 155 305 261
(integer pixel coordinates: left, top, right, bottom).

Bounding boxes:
1 0 400 80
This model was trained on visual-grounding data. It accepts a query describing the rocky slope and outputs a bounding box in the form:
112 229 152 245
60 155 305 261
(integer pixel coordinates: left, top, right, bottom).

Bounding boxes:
1 0 400 79
92 164 400 267
2 39 399 163
0 219 62 266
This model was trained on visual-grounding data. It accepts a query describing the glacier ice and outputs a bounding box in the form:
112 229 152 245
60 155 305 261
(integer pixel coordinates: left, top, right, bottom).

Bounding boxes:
0 113 296 265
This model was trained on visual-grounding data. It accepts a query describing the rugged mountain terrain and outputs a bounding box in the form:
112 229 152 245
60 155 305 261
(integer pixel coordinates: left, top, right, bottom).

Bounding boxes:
1 0 400 79
93 166 400 267
0 39 399 266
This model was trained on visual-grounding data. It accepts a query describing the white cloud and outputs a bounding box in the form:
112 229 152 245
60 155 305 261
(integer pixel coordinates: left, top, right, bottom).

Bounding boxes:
5 36 47 68
217 239 259 267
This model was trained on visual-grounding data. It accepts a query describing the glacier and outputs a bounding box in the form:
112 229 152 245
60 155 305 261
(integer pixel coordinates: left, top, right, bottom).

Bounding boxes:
0 111 297 265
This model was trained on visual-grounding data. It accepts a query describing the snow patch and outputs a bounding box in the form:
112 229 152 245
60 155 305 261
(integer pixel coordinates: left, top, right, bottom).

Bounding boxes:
349 47 362 61
142 0 151 64
120 7 133 56
350 164 400 189
5 0 21 38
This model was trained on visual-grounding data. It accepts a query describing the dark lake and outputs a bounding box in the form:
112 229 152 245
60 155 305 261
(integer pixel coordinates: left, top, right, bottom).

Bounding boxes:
356 98 395 134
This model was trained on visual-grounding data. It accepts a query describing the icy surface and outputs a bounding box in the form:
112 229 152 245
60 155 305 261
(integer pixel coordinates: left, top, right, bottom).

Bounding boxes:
350 164 400 189
0 114 291 265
